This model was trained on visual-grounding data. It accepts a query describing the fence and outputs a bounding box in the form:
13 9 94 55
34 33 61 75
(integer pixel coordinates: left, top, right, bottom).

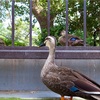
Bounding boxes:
0 0 100 59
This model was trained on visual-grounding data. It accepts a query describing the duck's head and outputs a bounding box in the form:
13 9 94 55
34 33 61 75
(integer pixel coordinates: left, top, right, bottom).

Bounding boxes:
60 30 66 37
40 36 56 49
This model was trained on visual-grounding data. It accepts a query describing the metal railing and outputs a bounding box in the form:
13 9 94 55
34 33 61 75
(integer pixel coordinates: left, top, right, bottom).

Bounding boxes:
0 0 100 59
11 0 33 46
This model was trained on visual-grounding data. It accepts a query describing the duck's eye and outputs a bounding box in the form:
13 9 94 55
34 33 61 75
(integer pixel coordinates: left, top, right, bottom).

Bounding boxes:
45 37 49 40
45 38 52 43
70 37 78 41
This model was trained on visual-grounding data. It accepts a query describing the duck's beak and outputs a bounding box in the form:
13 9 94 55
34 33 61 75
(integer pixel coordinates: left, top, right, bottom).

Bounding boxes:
39 43 45 47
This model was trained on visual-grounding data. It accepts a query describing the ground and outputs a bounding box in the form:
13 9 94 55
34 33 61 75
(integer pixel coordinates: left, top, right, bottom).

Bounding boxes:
0 91 85 100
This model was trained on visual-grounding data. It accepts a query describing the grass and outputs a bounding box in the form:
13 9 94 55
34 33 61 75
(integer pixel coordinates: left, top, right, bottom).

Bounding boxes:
0 98 26 100
0 98 59 100
0 98 85 100
0 98 21 100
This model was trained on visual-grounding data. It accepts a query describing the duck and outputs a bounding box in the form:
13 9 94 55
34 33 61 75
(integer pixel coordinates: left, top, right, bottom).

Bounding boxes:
40 36 100 100
58 30 84 46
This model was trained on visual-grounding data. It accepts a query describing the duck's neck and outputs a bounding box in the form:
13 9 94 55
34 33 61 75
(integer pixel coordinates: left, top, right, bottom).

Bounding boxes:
41 47 56 78
46 48 55 64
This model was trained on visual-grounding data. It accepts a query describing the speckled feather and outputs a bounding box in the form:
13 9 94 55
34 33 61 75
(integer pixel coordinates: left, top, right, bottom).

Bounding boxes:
42 66 100 100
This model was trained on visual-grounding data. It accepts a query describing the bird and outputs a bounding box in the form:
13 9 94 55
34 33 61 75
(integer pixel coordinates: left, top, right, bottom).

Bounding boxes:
40 36 100 100
58 30 84 46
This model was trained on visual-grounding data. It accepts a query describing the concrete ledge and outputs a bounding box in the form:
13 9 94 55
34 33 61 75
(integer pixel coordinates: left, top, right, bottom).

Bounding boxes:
0 46 100 59
0 91 85 100
0 59 100 91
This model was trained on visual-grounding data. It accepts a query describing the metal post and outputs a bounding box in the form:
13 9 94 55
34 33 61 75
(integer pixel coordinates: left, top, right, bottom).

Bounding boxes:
12 0 15 46
29 0 32 46
66 0 68 46
83 0 87 46
47 0 50 36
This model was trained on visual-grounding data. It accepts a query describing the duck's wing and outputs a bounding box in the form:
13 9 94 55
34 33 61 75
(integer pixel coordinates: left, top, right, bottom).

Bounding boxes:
72 70 100 94
42 67 78 95
68 35 84 46
71 70 100 99
42 66 100 97
57 67 100 93
74 70 100 88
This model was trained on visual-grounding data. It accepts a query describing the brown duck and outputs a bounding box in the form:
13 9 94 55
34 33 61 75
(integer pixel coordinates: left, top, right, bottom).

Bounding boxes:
58 30 84 46
40 36 100 100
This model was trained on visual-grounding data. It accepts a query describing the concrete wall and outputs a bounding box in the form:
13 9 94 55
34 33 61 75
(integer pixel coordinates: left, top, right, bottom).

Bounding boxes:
0 59 100 91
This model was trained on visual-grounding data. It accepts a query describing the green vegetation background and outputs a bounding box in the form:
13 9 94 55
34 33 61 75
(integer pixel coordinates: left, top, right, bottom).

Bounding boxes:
0 0 100 46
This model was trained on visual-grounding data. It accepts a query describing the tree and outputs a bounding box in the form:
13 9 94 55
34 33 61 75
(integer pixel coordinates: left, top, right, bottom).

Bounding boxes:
32 0 100 46
32 0 65 29
67 0 100 45
0 0 100 46
0 0 38 46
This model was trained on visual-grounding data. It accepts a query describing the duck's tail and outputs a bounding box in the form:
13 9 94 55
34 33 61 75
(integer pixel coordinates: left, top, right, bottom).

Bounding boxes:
91 95 100 100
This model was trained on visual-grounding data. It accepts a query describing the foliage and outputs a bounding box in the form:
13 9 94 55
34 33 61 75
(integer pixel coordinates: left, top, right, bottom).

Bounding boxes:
0 0 100 46
38 0 65 16
0 98 59 100
68 0 100 46
0 21 26 46
0 0 29 22
0 0 38 46
37 25 65 46
33 0 100 45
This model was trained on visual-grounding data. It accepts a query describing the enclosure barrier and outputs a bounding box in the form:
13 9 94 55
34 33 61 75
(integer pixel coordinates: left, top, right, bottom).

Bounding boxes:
0 0 100 59
0 0 100 94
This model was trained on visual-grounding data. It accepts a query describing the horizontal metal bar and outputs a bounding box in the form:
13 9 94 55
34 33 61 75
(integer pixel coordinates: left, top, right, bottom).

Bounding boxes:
0 51 99 59
0 46 100 59
0 49 100 53
0 46 100 50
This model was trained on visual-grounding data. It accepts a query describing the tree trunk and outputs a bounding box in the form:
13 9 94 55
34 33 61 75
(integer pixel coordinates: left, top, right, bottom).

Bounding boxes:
32 0 54 30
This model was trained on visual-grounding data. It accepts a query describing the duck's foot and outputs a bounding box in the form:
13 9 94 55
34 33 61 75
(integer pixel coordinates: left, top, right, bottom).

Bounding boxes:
61 97 69 100
61 96 65 100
